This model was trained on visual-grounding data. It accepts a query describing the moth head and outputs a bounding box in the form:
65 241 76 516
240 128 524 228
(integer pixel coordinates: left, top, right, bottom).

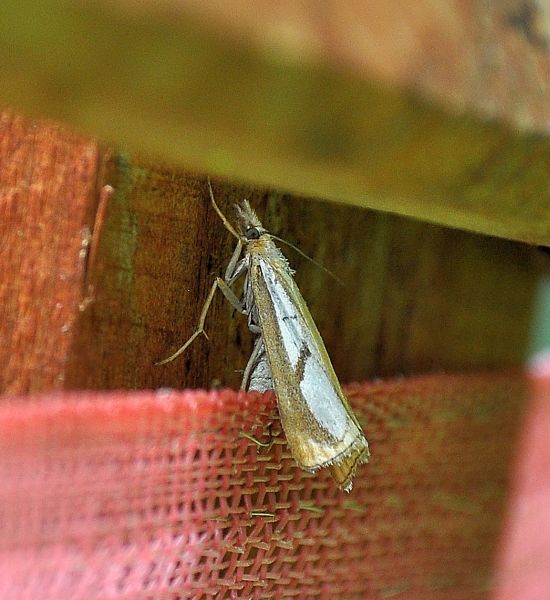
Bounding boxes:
235 200 268 242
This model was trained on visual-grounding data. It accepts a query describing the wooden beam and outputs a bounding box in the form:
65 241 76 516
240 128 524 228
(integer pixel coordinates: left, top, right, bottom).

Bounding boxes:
0 113 100 394
0 2 549 245
0 114 540 393
66 159 539 391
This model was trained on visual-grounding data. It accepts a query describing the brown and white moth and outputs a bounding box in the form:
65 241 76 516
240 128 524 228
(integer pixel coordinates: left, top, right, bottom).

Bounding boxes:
160 180 369 491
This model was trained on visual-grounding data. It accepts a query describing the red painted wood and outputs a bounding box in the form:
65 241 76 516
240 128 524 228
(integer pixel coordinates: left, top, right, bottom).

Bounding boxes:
0 112 100 394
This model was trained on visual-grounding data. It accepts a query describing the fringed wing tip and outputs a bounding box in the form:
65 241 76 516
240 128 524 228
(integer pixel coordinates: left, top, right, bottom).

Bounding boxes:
330 444 370 492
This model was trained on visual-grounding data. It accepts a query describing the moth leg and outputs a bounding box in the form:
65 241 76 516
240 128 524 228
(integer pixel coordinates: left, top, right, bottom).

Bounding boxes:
156 276 243 365
224 239 244 282
217 277 245 314
207 177 241 240
239 424 274 451
240 336 265 390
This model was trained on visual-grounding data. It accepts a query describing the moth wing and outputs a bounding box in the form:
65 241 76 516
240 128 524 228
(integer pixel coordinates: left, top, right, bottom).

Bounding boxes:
251 257 369 477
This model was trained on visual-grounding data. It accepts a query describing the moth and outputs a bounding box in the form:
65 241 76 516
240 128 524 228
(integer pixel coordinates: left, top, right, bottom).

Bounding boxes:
160 180 369 491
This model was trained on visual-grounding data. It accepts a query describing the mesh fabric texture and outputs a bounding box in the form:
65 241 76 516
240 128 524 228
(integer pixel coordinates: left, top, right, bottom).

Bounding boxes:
0 373 525 599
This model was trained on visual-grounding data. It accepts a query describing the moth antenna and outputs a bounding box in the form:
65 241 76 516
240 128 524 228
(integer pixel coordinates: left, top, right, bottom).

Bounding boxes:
270 234 344 286
207 177 241 240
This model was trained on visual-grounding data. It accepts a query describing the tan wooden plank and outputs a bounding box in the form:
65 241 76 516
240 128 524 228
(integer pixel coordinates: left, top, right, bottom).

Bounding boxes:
0 2 548 245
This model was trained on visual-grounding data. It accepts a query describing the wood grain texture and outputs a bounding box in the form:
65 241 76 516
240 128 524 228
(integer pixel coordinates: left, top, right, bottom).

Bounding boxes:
0 112 100 394
0 115 540 394
65 159 539 391
0 2 549 245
